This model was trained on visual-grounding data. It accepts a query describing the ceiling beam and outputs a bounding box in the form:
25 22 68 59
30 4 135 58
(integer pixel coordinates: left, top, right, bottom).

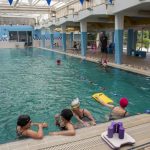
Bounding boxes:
0 5 50 14
14 0 20 7
0 15 35 19
33 0 41 6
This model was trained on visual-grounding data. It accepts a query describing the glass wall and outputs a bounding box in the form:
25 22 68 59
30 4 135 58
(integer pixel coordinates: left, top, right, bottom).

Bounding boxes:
9 31 32 46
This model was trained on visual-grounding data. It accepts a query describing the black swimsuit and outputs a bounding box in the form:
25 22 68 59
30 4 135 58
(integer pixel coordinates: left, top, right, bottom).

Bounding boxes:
16 128 28 139
79 109 90 121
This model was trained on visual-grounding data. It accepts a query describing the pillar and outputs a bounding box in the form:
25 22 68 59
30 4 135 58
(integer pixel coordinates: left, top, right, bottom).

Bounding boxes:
127 29 134 55
61 24 66 51
133 30 137 50
70 32 73 48
50 26 54 49
114 14 124 64
80 20 87 57
41 29 45 47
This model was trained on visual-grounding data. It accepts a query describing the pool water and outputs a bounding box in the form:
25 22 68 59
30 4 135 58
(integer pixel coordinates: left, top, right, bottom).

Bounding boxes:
0 48 150 144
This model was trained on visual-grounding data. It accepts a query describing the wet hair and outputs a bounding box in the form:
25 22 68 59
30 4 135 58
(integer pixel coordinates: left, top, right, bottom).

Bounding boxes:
17 115 31 127
61 109 73 121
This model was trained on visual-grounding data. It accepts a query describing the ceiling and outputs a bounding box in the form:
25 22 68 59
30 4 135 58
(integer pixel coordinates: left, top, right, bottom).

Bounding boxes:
0 0 149 28
0 0 75 24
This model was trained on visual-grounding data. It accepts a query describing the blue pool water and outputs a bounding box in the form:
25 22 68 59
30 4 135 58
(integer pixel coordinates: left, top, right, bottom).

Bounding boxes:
0 48 150 144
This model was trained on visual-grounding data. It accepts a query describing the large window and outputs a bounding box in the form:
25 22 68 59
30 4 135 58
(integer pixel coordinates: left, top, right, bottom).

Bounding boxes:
19 31 27 42
9 31 18 41
9 31 32 46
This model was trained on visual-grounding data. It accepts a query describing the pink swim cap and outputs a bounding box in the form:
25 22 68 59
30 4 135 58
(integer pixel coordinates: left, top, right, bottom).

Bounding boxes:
120 98 128 108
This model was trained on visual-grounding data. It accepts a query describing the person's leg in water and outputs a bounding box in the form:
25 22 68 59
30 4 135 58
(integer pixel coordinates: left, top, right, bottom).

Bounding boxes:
104 47 108 62
100 47 104 63
101 47 107 63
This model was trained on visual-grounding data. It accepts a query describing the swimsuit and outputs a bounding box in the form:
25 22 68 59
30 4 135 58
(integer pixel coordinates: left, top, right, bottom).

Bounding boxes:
78 109 90 121
16 127 28 139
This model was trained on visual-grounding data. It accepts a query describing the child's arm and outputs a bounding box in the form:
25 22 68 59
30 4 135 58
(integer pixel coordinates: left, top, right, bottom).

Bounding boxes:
23 123 47 139
49 123 75 136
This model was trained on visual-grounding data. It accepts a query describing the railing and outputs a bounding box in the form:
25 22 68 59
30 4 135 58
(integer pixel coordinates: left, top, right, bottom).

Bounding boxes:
55 0 107 19
40 0 115 26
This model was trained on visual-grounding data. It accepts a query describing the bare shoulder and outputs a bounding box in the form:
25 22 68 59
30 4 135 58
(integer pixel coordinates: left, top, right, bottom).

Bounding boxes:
66 122 74 130
84 109 91 114
113 106 120 110
82 109 92 117
113 106 123 112
23 129 35 137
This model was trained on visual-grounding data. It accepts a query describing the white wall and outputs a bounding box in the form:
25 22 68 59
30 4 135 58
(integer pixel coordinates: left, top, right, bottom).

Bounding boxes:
0 41 25 48
33 40 40 47
113 0 150 13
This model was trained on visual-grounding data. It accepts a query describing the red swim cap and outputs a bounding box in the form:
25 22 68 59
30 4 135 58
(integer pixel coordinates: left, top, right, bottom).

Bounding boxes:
120 98 128 108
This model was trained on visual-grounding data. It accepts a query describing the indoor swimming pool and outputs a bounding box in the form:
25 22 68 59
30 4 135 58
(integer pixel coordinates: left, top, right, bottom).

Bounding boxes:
0 47 149 144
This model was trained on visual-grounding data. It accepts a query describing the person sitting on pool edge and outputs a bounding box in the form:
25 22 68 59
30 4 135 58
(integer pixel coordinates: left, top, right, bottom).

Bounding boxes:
16 115 48 139
71 98 96 127
49 109 75 136
96 97 129 120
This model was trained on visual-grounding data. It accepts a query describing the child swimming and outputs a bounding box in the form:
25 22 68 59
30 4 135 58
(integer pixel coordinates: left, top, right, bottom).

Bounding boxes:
49 109 75 136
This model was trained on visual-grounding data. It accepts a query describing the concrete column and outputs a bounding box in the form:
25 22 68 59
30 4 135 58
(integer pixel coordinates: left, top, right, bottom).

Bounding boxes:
80 20 87 57
41 29 45 47
50 26 54 49
133 30 137 50
61 24 66 51
70 32 73 48
127 29 134 55
114 14 124 64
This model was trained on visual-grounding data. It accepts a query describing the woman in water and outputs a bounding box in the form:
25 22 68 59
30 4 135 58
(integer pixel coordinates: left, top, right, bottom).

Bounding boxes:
16 115 48 139
96 97 129 120
71 98 96 127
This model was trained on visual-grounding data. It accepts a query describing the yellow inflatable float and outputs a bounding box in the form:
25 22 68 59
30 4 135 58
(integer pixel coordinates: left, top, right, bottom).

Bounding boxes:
92 93 113 104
